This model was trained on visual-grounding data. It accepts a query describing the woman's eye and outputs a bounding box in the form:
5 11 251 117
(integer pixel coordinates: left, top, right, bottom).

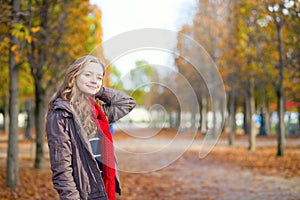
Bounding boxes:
97 77 102 81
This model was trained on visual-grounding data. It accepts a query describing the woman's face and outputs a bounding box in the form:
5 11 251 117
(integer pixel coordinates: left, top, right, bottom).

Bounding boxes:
76 62 104 96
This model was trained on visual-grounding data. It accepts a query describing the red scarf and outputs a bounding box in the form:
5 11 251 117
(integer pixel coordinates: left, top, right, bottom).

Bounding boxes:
91 99 116 200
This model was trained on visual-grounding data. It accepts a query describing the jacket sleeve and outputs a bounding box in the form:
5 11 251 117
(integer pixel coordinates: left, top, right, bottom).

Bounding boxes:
95 87 136 123
46 110 80 200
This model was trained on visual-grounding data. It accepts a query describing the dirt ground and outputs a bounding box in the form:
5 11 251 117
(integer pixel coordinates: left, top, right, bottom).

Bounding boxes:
0 128 299 200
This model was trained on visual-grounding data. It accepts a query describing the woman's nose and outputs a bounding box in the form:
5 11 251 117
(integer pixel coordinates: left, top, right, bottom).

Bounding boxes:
91 76 97 83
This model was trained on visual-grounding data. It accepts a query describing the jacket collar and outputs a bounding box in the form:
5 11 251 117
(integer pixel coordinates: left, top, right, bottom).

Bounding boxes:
52 98 74 116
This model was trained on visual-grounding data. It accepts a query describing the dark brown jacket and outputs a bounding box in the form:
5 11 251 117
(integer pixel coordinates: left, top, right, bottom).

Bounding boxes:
46 88 136 200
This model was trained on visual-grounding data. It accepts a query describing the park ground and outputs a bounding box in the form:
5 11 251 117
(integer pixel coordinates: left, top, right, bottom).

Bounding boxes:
0 128 299 200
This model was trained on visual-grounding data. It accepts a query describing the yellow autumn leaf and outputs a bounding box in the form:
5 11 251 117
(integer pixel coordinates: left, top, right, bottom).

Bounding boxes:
15 53 20 62
27 189 34 195
26 35 32 43
11 45 18 52
31 26 41 33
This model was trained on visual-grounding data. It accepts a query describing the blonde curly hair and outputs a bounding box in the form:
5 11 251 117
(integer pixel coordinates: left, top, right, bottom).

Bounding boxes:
48 55 105 138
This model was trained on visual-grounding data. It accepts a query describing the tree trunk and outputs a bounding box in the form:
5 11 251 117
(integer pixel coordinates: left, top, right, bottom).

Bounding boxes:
24 99 33 139
258 83 267 136
4 94 9 135
265 97 270 135
34 83 46 169
6 0 20 188
190 98 197 133
212 100 217 138
248 78 256 151
29 0 49 169
228 89 235 146
244 100 249 135
200 97 207 134
277 89 285 156
169 112 174 128
176 106 181 128
275 16 285 157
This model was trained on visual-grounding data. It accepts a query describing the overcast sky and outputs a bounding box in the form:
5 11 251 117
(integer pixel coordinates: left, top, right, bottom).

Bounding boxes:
90 0 197 74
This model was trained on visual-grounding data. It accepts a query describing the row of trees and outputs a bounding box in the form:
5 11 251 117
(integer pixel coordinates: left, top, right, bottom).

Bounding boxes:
175 0 299 156
121 0 299 157
111 2 299 158
0 0 103 188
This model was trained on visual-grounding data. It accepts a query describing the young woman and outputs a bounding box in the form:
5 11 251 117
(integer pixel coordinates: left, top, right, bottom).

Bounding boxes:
46 55 136 200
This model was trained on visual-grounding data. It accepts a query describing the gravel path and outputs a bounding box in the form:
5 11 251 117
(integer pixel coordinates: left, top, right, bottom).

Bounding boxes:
0 128 299 200
114 128 300 200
